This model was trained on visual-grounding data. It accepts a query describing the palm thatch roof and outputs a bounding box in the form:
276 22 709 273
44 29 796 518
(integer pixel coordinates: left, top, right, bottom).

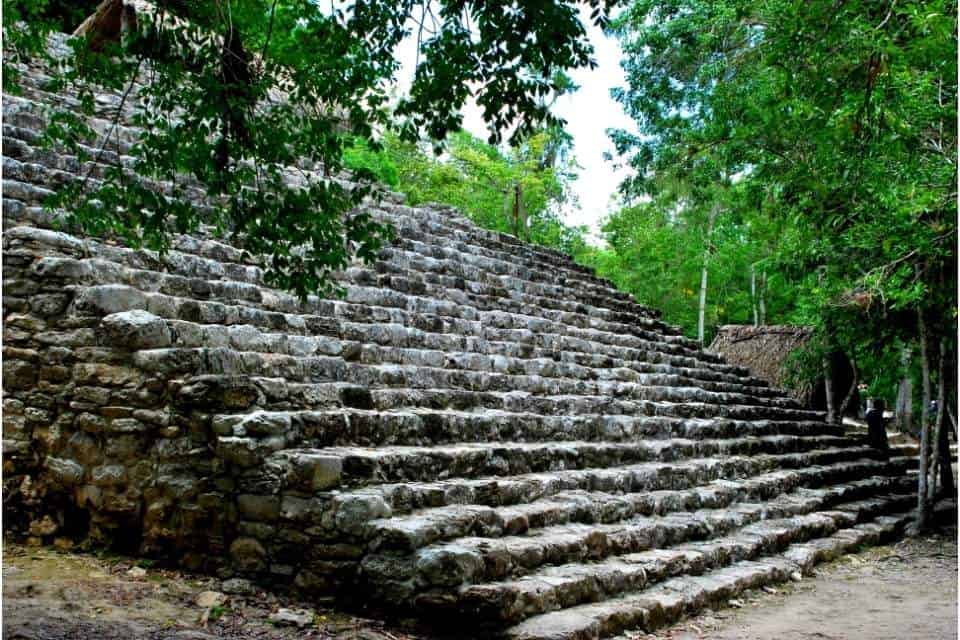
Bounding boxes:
708 324 815 403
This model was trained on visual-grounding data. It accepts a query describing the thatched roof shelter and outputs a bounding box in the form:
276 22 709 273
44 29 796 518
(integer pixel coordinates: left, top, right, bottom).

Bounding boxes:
709 325 858 414
708 325 817 404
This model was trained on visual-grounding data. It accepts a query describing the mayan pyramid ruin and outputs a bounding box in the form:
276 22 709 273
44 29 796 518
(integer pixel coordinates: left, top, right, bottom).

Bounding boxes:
2 33 919 640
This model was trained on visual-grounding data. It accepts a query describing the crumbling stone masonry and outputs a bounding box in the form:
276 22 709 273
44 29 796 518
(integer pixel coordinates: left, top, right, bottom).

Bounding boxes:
3 38 917 640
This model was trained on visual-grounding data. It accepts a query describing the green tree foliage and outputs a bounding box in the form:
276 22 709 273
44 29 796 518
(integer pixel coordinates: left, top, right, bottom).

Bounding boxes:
344 130 590 255
606 0 956 382
4 0 617 297
607 0 956 523
590 183 793 342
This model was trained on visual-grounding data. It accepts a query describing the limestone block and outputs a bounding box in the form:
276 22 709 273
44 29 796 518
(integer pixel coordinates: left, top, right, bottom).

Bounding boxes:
45 456 84 487
90 464 127 486
3 360 36 390
39 365 71 382
106 418 147 434
30 293 70 316
229 536 268 572
237 494 280 522
32 257 93 281
101 406 133 419
132 409 170 426
76 412 108 433
100 310 172 350
2 414 27 440
28 515 58 537
66 431 101 465
216 436 284 468
282 451 343 492
332 494 392 535
237 412 290 437
23 407 51 423
74 284 147 316
73 363 141 387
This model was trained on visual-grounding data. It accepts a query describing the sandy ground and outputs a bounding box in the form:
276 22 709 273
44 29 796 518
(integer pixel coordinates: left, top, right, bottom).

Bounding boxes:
3 528 957 640
641 526 959 640
1 545 424 640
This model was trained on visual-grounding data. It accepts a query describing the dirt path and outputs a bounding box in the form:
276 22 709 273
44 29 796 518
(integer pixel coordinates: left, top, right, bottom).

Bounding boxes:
642 526 958 640
1 545 424 640
3 528 957 640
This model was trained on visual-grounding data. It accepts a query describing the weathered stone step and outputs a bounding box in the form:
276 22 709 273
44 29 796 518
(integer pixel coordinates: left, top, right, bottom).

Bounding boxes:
210 407 846 449
221 454 905 570
0 218 722 379
2 134 208 205
363 486 914 604
8 232 759 381
342 240 659 326
4 85 666 328
379 210 655 314
370 386 785 415
505 508 914 640
2 94 143 152
370 242 671 336
0 181 647 344
3 89 655 327
135 348 817 421
245 438 893 489
1 134 668 343
0 146 712 358
137 309 775 398
359 241 671 336
5 73 141 122
432 482 914 626
138 315 787 407
327 455 908 520
171 374 792 424
364 463 907 554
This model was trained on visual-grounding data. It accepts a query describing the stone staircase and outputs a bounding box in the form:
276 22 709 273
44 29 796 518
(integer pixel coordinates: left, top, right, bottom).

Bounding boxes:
1 41 918 639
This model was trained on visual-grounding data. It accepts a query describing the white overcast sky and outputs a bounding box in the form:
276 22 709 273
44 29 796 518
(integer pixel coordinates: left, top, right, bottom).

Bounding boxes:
394 8 635 238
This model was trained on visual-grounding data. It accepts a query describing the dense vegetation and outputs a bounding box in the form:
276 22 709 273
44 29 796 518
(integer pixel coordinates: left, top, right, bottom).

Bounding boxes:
603 0 957 525
344 129 590 256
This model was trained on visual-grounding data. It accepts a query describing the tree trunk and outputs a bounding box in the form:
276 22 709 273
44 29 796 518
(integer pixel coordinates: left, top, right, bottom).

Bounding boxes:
519 187 528 241
511 183 522 238
838 356 859 421
751 265 758 327
915 308 932 530
935 338 954 497
697 205 719 345
759 271 767 325
823 355 836 424
896 344 914 434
